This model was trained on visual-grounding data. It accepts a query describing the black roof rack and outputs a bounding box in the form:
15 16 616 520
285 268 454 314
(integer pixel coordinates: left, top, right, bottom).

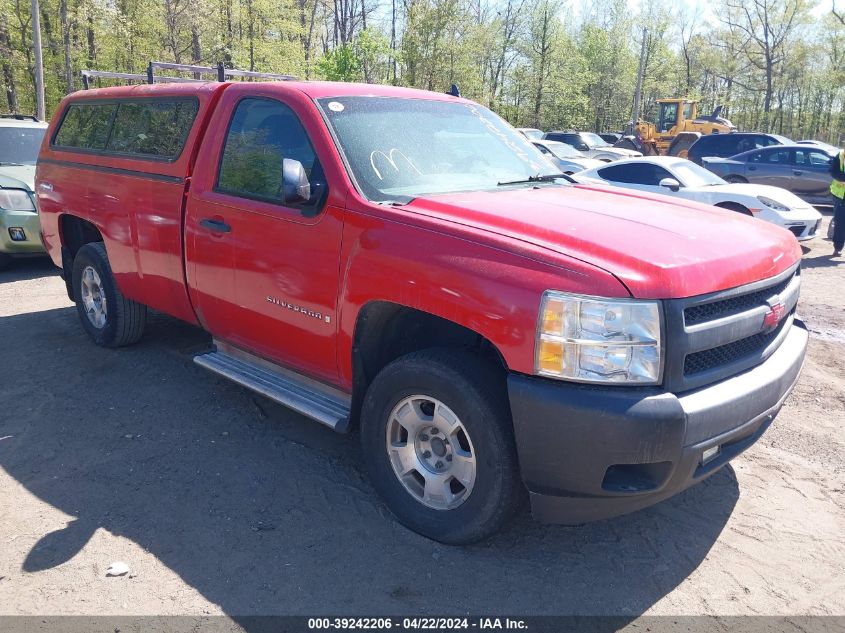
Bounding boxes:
0 113 41 121
81 61 297 89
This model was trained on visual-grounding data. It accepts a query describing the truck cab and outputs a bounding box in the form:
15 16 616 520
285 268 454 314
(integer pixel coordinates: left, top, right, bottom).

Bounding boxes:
36 78 807 544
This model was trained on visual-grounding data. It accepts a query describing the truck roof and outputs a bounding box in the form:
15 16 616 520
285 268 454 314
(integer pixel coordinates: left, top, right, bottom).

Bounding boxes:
65 80 470 104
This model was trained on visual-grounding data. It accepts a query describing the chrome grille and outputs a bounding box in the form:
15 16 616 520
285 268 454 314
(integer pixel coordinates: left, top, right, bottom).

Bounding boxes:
684 271 796 326
683 323 785 376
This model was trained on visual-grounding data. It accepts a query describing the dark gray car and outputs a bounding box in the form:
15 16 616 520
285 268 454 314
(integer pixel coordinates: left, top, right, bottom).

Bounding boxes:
702 144 835 205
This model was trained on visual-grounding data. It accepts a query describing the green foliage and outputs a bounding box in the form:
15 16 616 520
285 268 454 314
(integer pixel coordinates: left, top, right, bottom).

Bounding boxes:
0 0 843 142
316 45 360 82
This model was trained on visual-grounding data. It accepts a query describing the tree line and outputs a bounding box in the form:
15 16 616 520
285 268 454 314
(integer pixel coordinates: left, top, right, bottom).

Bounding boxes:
1 0 844 142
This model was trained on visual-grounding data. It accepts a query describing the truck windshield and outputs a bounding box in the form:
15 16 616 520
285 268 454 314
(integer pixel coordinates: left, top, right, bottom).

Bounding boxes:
0 127 46 165
318 97 558 202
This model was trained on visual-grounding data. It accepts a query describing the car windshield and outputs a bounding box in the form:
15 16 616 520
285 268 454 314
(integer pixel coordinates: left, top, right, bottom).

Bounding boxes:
672 161 726 187
582 133 610 148
543 141 582 159
319 97 558 202
0 126 46 165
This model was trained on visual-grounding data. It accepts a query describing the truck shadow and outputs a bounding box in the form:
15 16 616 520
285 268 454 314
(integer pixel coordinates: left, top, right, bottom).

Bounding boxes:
0 257 58 283
1 306 739 622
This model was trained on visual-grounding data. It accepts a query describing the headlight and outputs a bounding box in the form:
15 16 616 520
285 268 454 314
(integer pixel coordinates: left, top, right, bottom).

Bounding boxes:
536 291 662 384
756 196 790 212
0 189 35 211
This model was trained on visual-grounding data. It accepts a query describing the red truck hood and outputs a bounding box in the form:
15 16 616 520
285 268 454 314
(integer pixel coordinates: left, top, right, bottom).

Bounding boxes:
405 183 801 299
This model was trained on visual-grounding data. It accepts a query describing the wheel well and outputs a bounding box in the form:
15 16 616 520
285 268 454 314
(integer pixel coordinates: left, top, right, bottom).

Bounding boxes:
59 215 103 300
60 215 103 258
350 302 507 426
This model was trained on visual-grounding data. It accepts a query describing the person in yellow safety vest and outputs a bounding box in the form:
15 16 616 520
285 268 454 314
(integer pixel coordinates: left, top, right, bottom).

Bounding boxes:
830 147 845 257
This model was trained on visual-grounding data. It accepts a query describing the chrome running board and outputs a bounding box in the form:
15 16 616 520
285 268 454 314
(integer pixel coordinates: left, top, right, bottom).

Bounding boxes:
194 341 351 432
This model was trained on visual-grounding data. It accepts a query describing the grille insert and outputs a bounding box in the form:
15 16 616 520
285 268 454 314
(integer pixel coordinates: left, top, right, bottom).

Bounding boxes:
684 273 795 326
683 320 787 375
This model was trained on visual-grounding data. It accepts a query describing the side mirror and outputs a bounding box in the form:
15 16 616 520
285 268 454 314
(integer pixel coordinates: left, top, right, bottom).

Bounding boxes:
659 177 681 192
577 143 589 151
282 158 311 205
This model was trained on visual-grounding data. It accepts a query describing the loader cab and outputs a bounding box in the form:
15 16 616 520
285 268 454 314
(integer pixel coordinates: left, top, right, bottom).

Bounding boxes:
656 99 696 133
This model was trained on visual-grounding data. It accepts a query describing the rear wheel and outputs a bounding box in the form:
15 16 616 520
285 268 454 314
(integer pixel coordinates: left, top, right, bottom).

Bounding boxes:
72 242 147 347
716 202 753 216
360 349 523 544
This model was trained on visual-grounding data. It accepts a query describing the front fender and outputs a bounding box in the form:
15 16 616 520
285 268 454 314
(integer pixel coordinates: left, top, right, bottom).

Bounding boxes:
335 207 630 388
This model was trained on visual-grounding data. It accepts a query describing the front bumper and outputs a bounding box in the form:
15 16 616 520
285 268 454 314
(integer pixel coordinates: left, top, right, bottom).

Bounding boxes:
508 319 808 524
0 209 45 255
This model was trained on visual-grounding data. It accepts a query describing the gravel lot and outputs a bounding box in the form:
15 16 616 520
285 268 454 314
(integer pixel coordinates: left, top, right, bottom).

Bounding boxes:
0 212 843 622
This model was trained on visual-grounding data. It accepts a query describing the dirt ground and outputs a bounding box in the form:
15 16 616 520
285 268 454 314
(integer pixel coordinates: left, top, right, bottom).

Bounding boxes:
0 212 843 623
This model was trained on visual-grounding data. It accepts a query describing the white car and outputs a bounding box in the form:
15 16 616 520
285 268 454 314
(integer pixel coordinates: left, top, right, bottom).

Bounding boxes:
574 156 822 241
516 128 544 141
532 140 604 174
542 131 642 162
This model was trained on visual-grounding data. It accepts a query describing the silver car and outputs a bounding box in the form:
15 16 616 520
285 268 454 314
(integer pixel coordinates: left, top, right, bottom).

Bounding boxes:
702 144 836 206
532 140 603 174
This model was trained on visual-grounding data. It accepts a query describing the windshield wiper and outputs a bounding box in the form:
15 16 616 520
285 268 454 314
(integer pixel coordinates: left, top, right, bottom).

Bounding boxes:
497 173 576 186
0 162 26 166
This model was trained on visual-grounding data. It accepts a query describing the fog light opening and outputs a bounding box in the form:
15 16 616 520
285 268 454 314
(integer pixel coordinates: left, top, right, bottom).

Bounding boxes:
8 227 26 242
701 445 721 465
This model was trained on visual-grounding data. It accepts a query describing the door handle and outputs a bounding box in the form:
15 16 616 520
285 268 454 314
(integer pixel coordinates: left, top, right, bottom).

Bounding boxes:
199 218 231 233
748 165 757 171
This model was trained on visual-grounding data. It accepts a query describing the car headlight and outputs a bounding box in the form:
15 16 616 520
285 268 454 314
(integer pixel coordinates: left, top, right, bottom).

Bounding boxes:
0 188 35 211
536 291 662 384
756 196 790 212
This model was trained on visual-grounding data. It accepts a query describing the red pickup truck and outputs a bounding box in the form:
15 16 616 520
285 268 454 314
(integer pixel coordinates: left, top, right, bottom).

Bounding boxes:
36 80 807 544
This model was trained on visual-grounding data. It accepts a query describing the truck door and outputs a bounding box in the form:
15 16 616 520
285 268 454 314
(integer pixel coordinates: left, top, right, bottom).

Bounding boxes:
185 88 344 384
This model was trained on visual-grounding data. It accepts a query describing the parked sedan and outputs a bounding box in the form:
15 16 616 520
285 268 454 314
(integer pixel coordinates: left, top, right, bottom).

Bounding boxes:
542 131 641 161
532 140 603 174
702 144 836 206
574 156 822 241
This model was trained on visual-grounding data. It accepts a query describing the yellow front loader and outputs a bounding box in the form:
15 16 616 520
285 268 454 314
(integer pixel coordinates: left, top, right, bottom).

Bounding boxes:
615 98 737 157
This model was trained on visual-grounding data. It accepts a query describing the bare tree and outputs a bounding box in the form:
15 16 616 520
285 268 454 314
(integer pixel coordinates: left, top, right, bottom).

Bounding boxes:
720 0 803 131
678 2 702 95
60 0 73 91
531 0 558 127
487 0 527 109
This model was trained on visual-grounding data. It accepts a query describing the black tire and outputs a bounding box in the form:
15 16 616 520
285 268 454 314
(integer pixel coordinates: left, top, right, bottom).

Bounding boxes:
72 242 147 347
0 252 11 271
724 175 748 184
716 202 753 216
360 349 523 544
667 132 701 158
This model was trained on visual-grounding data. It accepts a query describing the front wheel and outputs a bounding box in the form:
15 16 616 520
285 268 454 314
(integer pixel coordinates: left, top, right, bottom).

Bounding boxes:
360 349 523 544
72 242 147 347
